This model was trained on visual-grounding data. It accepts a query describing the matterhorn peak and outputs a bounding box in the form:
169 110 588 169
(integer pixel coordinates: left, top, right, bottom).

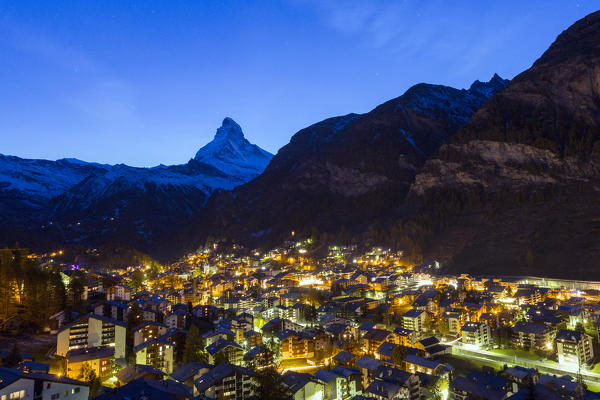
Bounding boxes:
194 118 273 178
214 117 245 142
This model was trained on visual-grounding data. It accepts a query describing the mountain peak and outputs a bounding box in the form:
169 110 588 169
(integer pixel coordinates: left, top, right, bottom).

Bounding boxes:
215 117 245 142
469 73 509 97
194 118 273 178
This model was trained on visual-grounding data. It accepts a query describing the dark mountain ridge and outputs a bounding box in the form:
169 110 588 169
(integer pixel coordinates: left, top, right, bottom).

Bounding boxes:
0 119 272 261
177 75 508 253
409 10 600 278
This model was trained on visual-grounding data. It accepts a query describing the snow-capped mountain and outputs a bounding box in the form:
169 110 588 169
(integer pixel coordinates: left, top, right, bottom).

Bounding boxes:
194 117 273 180
0 118 272 256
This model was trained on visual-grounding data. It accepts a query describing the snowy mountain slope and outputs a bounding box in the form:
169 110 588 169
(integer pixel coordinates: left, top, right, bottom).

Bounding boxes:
0 155 109 200
0 118 272 255
194 117 273 179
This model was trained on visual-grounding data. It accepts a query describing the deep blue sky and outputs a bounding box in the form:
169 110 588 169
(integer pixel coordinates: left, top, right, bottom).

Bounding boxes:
1 1 597 166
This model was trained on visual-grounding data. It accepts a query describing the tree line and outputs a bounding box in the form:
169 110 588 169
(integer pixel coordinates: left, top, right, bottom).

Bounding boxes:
0 248 76 333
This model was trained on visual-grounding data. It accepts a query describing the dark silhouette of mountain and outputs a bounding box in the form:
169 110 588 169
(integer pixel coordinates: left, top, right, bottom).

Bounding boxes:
409 10 600 278
178 75 507 252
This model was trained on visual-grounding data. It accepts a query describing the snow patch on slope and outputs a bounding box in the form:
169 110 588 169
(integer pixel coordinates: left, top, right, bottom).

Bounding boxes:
194 117 273 180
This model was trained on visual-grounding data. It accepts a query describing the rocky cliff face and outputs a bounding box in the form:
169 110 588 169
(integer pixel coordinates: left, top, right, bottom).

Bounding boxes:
409 11 600 278
181 76 507 250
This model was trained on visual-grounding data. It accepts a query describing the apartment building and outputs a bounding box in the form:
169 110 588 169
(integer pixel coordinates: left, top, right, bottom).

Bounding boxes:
56 313 126 359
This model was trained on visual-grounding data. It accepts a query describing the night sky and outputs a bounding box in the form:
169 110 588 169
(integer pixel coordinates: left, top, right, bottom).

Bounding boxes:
1 1 597 166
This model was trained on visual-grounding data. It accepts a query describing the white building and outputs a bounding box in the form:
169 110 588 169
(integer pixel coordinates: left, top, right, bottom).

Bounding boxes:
401 309 426 335
555 329 594 366
0 368 89 400
56 313 127 359
461 322 491 348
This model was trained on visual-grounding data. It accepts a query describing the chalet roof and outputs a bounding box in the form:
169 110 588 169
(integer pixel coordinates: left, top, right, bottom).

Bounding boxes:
206 338 243 356
0 367 88 390
96 378 191 400
333 351 356 364
363 329 391 342
194 363 254 393
133 337 174 353
450 376 506 400
281 371 317 393
376 342 397 358
555 329 584 343
314 368 338 383
331 366 360 378
512 321 548 335
366 379 401 399
171 362 213 382
355 355 381 371
402 309 424 319
57 313 126 334
403 354 442 370
66 346 114 363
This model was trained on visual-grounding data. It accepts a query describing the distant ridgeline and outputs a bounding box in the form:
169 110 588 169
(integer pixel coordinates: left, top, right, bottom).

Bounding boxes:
0 118 272 263
3 12 600 279
179 11 600 279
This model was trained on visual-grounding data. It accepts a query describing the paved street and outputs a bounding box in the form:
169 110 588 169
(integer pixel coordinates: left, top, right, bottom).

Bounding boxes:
452 344 600 386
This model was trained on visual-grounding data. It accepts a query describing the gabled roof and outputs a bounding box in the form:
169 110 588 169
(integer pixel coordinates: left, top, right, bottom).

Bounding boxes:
355 355 381 371
315 368 338 383
57 312 126 334
194 363 254 393
66 346 114 363
358 322 376 331
402 309 424 319
394 327 413 337
512 321 548 335
461 322 486 332
366 379 401 399
417 336 439 348
364 329 392 342
373 365 412 385
16 361 49 373
403 354 442 370
0 367 88 390
96 378 191 400
326 323 349 335
133 337 174 353
171 362 213 382
202 328 235 338
333 351 356 364
132 321 168 332
555 329 584 343
244 345 272 359
206 338 243 356
331 366 360 378
450 376 506 400
116 364 166 383
376 342 397 358
504 366 536 380
105 300 129 309
282 371 319 393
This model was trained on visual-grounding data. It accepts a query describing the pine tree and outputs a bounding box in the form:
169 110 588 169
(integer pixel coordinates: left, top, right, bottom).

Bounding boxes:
391 345 407 366
183 324 207 363
251 367 291 400
82 362 101 397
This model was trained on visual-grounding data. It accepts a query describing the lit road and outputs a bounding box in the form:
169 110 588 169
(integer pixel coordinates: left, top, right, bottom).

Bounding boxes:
451 345 600 386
